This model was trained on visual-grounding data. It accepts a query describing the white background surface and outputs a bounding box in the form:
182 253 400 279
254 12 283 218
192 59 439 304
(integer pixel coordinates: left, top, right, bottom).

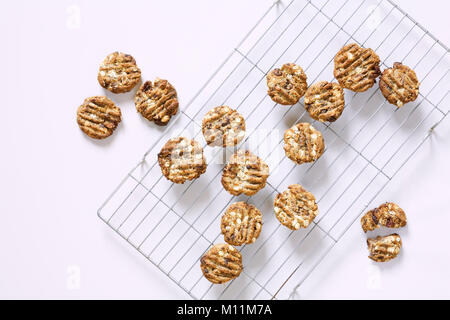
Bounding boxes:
1 0 449 299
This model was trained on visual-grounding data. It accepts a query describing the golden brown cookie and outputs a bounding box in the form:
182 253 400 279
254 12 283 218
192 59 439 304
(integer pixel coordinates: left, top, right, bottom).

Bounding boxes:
334 43 381 92
361 202 407 233
76 96 122 140
221 150 269 196
379 62 419 107
267 63 307 105
283 123 325 165
367 234 402 262
98 52 141 93
200 244 243 284
274 184 318 230
202 106 246 147
135 79 179 126
158 137 207 184
221 202 262 246
304 81 345 122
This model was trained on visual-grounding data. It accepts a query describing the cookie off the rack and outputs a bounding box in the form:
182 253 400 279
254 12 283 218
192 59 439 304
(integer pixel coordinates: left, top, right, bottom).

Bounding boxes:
98 52 141 93
158 137 207 184
221 202 262 246
76 96 122 140
266 63 307 105
367 234 402 262
135 78 179 126
200 244 243 284
361 202 407 233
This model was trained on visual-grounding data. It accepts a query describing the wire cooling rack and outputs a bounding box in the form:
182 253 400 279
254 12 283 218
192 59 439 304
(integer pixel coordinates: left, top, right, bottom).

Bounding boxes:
98 0 450 299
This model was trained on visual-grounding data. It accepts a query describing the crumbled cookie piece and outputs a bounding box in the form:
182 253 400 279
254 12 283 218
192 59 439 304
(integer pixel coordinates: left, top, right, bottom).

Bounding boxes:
267 63 308 105
274 184 318 230
200 244 243 284
158 137 207 184
334 43 381 92
98 52 141 93
283 123 325 165
77 96 122 139
221 202 262 246
221 150 269 196
304 81 345 122
135 79 179 125
379 62 419 107
367 234 402 262
202 106 246 147
361 202 407 233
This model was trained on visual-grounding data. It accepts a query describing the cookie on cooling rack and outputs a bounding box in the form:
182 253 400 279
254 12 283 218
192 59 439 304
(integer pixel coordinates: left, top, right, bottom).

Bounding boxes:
379 62 419 108
334 43 381 92
274 184 318 230
267 63 308 105
202 106 246 147
158 137 207 184
200 244 243 284
221 150 269 196
361 202 407 233
98 52 141 93
221 202 262 246
367 233 402 262
77 96 122 139
135 78 179 126
304 81 345 122
283 123 325 165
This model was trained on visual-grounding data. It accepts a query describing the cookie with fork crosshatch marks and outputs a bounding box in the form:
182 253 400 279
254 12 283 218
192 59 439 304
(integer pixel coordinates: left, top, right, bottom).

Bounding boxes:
379 62 419 108
361 202 407 233
200 244 243 284
334 43 381 92
76 96 122 140
135 78 179 126
221 202 262 246
202 106 246 147
304 81 345 122
274 184 318 230
221 150 269 196
283 123 325 165
367 233 402 262
266 63 308 105
98 52 141 93
157 137 207 184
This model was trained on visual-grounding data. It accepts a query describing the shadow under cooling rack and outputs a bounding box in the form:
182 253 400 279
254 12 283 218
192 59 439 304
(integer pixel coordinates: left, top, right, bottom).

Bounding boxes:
98 0 450 300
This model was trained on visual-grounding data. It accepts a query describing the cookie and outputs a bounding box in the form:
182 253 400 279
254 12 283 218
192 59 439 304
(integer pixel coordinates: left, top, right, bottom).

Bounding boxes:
274 184 318 230
158 137 207 184
221 150 269 196
200 244 243 284
135 79 179 126
379 62 419 107
283 123 325 165
267 63 307 105
221 202 262 246
98 52 141 93
76 96 122 139
334 43 381 92
367 234 402 262
304 81 345 122
202 106 245 147
361 202 407 233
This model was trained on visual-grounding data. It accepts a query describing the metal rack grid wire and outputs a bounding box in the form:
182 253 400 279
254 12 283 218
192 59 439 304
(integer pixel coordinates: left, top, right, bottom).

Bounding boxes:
98 0 450 300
